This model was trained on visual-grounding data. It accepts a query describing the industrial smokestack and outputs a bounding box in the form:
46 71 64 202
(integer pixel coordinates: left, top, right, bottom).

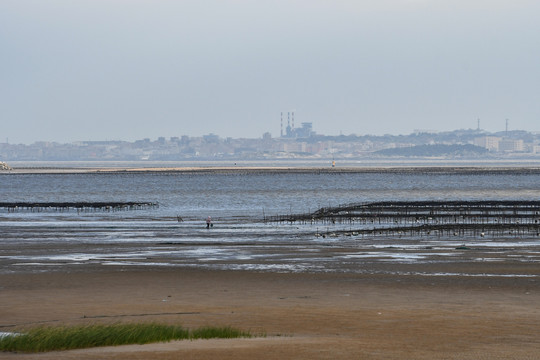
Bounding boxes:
281 112 283 137
288 112 290 128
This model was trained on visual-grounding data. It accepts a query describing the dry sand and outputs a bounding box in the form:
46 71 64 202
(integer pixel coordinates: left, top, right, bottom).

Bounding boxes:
1 267 539 359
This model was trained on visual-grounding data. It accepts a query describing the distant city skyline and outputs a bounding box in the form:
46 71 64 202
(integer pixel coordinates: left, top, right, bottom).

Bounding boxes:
2 127 540 163
1 120 539 145
2 1 539 144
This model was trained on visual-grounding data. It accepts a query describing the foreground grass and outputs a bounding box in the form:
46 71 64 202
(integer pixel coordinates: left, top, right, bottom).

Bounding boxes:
0 323 254 353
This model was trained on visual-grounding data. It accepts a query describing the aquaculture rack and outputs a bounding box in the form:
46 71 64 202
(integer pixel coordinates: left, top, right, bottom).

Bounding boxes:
0 202 158 212
268 200 540 238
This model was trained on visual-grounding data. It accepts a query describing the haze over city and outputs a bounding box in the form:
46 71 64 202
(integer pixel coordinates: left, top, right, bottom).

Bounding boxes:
2 0 539 144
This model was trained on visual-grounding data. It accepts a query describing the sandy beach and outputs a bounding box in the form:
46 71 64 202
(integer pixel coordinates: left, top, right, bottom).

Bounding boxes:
1 266 539 359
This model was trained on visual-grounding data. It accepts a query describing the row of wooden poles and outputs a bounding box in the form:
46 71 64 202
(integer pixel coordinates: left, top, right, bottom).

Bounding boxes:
268 200 540 238
0 202 158 212
321 223 540 238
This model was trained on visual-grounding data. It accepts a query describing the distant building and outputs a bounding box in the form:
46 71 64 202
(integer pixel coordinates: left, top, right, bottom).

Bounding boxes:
498 139 525 152
280 111 315 139
280 141 307 153
295 123 313 138
474 136 500 151
203 133 220 143
475 136 525 153
283 122 314 139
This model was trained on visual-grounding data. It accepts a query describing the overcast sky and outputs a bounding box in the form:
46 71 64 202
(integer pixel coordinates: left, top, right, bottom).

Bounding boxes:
1 0 539 144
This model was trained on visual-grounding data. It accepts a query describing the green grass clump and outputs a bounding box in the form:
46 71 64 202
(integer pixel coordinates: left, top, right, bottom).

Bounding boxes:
190 325 252 339
0 323 253 353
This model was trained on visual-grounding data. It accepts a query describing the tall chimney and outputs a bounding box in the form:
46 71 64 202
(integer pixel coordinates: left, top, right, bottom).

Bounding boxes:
280 112 283 137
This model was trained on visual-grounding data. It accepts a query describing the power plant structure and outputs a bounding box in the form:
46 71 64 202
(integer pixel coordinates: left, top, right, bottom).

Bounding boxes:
280 111 314 139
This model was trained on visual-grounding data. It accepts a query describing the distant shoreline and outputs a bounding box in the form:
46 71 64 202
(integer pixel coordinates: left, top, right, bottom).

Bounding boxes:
4 165 540 174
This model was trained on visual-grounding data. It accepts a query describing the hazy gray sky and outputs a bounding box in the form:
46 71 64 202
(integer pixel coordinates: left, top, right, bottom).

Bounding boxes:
1 0 539 144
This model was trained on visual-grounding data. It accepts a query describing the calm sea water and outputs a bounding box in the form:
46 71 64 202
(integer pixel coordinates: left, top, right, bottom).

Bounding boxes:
3 171 540 216
1 170 540 275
